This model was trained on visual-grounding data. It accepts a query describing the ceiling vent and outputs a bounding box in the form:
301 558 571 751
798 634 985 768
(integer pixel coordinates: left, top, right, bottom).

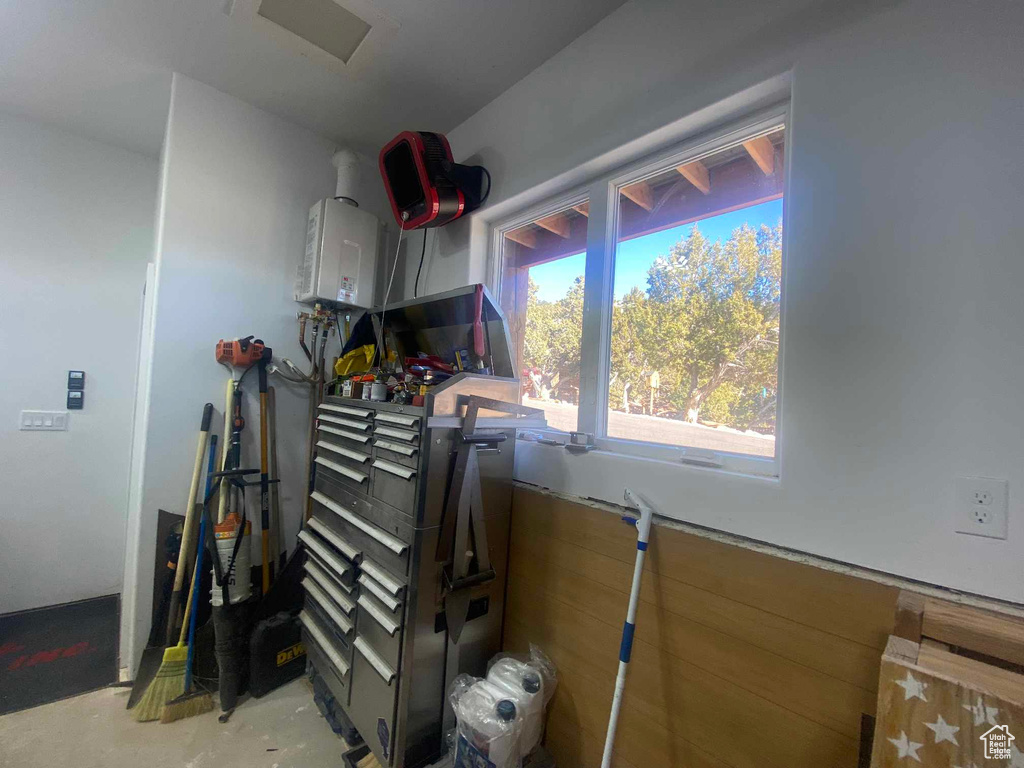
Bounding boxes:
229 0 398 72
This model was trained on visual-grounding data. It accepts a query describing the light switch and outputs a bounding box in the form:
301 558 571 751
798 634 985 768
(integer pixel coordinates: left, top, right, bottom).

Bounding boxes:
19 410 69 431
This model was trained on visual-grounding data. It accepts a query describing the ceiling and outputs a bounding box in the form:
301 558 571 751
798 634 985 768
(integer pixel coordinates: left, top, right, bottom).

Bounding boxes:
0 0 627 157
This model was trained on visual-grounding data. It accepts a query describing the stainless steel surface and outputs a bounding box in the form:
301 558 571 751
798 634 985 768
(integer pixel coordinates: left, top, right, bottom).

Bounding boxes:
302 373 520 768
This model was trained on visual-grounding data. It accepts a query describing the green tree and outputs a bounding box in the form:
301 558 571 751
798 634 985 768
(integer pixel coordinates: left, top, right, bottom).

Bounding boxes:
611 222 781 429
523 274 585 403
521 219 781 433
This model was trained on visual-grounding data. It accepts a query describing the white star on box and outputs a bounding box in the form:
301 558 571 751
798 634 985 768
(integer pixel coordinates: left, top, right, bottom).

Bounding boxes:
924 714 959 745
962 696 999 726
894 671 928 701
888 730 923 762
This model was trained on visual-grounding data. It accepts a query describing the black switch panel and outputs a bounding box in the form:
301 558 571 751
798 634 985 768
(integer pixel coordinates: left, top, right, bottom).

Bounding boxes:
67 371 86 390
67 391 84 410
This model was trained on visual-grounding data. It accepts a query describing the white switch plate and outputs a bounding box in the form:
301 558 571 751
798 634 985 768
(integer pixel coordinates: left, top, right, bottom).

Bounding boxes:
19 410 69 431
954 476 1008 539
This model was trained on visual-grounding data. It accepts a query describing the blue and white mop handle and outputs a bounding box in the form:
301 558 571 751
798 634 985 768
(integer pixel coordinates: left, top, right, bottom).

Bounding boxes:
601 488 655 768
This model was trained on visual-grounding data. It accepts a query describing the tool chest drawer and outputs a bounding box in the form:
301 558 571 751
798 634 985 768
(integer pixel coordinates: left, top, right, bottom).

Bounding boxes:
313 480 412 580
355 591 403 669
371 439 419 470
320 402 374 422
314 452 370 492
370 458 419 515
304 555 354 599
350 637 398 766
300 610 351 703
373 410 421 431
318 404 374 433
317 422 373 451
302 578 355 639
299 526 358 578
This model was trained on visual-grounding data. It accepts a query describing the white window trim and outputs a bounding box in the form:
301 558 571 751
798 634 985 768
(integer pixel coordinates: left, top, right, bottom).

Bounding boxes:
491 102 791 480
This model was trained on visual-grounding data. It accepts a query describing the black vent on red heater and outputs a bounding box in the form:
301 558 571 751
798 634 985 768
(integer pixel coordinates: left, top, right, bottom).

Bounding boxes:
379 131 490 230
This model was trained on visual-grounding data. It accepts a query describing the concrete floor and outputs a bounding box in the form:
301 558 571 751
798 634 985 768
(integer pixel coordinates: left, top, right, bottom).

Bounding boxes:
0 679 345 768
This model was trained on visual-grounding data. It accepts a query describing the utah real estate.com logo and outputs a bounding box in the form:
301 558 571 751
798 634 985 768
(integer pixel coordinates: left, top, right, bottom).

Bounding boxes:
980 724 1015 760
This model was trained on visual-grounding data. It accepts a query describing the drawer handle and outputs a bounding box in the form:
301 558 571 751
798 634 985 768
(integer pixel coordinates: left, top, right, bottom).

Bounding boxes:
319 425 371 445
305 518 361 563
359 558 404 597
299 528 358 573
354 637 396 685
375 439 417 457
320 403 373 419
310 492 408 556
358 594 400 636
318 414 372 432
374 426 419 443
315 456 368 484
317 441 370 464
357 573 402 612
373 459 416 480
303 579 354 634
303 562 356 614
375 412 420 428
300 611 351 676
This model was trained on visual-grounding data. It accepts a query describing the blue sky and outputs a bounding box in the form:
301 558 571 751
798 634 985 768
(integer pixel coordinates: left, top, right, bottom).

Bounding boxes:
529 198 783 302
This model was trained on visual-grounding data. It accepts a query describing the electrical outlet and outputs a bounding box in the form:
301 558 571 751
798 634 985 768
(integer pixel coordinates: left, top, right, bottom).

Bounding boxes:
954 477 1008 539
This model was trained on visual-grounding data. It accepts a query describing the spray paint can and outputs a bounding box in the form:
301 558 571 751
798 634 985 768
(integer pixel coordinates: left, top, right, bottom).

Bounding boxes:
212 513 252 606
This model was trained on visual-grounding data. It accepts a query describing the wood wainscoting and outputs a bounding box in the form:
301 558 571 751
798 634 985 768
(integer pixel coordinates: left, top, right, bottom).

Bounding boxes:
503 485 899 768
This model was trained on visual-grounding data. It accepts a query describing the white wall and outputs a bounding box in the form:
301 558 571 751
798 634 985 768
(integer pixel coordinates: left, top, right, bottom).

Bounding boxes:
0 114 157 613
397 0 1024 602
122 74 346 670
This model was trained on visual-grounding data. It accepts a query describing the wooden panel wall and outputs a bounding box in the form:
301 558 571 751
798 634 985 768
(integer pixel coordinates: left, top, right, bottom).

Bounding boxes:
503 486 899 768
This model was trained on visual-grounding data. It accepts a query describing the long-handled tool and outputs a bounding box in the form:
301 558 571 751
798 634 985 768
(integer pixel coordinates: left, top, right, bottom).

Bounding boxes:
133 403 215 721
267 385 285 575
159 435 218 723
257 346 273 595
600 488 655 768
165 403 215 640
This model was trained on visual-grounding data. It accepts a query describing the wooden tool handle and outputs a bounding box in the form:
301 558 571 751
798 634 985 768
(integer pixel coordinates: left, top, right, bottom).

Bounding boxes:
167 403 214 646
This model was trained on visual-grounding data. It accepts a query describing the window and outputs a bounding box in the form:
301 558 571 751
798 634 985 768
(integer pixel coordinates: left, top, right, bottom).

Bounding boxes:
493 109 787 475
498 202 589 432
608 128 784 459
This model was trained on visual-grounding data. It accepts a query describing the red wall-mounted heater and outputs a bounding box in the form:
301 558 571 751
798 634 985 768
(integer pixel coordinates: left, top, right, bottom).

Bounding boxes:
379 131 490 230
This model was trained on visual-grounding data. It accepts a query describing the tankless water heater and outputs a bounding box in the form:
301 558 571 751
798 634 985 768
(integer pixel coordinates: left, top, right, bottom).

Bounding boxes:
295 197 379 309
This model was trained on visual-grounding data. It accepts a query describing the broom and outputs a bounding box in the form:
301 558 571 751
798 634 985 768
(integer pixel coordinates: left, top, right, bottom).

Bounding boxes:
132 403 213 722
159 436 218 723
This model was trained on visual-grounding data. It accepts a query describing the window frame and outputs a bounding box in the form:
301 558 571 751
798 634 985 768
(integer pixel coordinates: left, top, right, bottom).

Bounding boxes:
489 103 791 479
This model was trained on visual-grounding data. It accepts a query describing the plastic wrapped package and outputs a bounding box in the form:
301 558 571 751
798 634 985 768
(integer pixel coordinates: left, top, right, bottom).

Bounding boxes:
486 658 544 754
449 673 524 768
485 644 558 754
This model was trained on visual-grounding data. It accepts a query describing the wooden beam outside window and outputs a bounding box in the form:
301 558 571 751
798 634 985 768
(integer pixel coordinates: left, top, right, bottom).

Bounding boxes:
676 160 711 195
742 136 775 176
621 180 654 211
535 212 571 239
504 227 537 248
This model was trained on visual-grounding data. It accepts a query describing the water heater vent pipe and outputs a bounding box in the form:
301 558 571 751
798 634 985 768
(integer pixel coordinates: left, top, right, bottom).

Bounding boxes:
332 149 361 207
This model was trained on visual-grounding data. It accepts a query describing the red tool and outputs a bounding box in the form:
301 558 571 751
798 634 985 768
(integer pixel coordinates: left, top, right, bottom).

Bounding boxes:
215 337 266 367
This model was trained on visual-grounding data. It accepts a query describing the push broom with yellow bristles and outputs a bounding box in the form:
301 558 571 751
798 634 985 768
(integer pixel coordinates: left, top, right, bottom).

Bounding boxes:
132 403 213 722
159 435 219 723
